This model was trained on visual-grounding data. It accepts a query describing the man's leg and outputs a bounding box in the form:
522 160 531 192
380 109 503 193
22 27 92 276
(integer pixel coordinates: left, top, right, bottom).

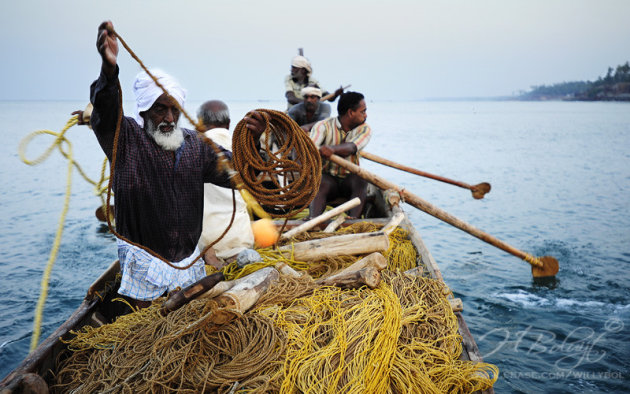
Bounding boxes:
309 174 337 218
342 173 368 218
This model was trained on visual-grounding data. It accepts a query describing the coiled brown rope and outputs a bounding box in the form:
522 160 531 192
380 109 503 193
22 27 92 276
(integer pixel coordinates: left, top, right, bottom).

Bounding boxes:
232 109 322 218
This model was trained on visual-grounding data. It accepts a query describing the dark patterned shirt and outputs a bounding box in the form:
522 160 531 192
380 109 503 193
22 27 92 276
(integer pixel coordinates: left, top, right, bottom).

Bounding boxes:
90 67 232 261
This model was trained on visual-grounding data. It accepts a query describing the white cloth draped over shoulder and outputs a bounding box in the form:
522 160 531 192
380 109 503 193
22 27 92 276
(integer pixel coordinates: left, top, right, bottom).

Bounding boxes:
133 69 187 128
198 128 254 258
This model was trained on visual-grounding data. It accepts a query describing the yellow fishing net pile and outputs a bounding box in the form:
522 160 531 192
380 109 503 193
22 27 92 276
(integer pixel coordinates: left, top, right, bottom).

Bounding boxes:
217 222 417 281
52 224 498 393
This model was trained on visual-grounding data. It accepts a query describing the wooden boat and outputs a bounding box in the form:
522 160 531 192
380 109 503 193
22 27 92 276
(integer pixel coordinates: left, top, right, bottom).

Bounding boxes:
0 185 494 393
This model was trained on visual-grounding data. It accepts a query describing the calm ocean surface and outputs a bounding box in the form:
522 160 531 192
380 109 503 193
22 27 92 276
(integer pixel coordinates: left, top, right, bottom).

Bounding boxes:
1 100 629 392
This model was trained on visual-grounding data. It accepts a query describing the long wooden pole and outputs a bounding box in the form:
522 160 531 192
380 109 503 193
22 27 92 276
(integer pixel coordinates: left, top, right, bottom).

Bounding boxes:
360 151 491 199
328 154 558 277
281 197 360 240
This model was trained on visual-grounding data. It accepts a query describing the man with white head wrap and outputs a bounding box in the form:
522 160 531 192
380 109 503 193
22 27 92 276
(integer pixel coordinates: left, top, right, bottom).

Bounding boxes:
91 21 265 308
132 69 186 127
284 55 343 110
287 86 331 132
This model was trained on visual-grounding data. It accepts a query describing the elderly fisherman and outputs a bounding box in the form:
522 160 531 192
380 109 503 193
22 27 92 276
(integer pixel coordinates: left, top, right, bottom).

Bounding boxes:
284 55 343 109
91 21 264 308
196 100 254 266
309 91 371 219
287 86 331 132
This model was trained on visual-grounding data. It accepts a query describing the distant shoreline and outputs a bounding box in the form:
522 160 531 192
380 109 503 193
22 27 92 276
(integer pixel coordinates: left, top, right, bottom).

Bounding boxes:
516 61 630 102
412 96 630 102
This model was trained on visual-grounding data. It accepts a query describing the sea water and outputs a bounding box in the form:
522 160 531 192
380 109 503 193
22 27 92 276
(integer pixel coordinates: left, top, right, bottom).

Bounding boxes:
0 100 628 392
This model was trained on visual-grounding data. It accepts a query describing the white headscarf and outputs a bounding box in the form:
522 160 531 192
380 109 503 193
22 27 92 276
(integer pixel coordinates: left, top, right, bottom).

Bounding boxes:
133 69 187 128
301 86 322 98
291 55 312 76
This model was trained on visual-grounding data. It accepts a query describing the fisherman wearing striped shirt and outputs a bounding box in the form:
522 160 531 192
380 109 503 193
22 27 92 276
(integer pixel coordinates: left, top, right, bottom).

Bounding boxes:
308 92 371 219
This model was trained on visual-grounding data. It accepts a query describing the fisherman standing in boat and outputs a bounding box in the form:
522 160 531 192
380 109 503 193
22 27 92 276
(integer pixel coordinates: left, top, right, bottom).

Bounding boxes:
287 86 331 132
196 100 254 267
308 91 371 219
90 21 265 308
284 55 342 109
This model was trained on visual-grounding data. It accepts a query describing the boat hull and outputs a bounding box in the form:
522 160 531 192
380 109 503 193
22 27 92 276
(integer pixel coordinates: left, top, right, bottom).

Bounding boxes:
1 186 492 393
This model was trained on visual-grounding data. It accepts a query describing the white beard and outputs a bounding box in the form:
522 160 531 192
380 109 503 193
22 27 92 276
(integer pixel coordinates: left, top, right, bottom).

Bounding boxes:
145 119 185 151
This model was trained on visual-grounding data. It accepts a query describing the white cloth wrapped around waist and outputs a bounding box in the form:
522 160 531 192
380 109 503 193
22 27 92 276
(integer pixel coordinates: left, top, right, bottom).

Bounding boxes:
117 238 205 301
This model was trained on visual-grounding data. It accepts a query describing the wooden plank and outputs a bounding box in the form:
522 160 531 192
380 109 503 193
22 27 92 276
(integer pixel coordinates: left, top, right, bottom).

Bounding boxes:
277 231 389 261
317 253 387 289
274 218 390 231
281 198 360 239
393 204 443 281
323 216 346 233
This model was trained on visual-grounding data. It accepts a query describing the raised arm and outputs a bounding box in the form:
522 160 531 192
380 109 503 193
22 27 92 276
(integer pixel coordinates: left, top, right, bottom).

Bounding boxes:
97 21 118 77
326 86 344 102
89 21 125 159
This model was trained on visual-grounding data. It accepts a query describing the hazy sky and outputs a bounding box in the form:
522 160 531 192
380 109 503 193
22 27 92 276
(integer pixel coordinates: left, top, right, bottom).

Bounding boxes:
1 0 629 101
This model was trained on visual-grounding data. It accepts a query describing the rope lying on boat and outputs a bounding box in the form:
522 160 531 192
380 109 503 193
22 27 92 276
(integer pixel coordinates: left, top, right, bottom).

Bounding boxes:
53 224 498 393
54 274 498 393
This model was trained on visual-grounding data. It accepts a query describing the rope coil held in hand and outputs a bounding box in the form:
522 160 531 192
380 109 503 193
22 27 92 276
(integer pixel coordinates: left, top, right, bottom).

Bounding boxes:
232 109 321 218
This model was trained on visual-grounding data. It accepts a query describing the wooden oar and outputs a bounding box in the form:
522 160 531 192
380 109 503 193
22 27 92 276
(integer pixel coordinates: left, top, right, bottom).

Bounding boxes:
360 151 491 199
320 84 351 102
280 197 360 240
328 154 559 278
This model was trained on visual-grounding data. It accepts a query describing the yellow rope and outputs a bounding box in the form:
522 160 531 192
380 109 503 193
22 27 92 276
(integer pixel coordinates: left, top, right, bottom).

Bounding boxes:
19 115 113 349
19 116 78 350
53 228 499 392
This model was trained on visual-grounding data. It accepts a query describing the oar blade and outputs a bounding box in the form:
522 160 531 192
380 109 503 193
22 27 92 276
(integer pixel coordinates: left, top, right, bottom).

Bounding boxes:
531 256 559 278
471 182 491 199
